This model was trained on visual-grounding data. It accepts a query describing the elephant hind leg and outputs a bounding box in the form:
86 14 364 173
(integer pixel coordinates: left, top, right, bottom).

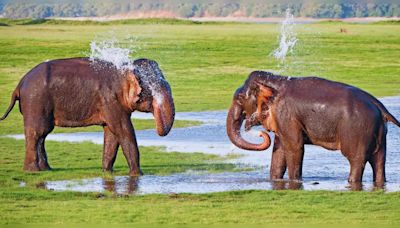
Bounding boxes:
23 131 40 171
342 140 371 183
369 127 387 184
37 135 53 171
369 149 386 184
23 122 54 172
347 158 367 183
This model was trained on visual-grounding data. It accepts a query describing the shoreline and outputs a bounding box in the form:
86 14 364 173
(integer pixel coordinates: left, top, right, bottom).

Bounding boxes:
48 16 400 24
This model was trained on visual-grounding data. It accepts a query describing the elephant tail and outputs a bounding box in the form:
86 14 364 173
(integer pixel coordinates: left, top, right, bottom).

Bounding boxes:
0 88 20 121
384 111 400 128
374 100 400 128
364 92 400 128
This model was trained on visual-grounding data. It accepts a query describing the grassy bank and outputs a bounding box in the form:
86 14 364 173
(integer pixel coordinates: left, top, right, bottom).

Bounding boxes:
0 20 399 224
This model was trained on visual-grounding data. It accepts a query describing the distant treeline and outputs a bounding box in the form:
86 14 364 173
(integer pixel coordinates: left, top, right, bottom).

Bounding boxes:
0 0 399 19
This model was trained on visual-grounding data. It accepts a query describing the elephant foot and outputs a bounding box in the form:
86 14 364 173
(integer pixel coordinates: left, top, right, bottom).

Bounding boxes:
23 163 40 172
347 182 363 191
348 176 362 184
103 167 114 173
38 161 52 171
270 174 285 181
373 181 385 191
287 181 303 190
271 180 286 190
129 169 143 177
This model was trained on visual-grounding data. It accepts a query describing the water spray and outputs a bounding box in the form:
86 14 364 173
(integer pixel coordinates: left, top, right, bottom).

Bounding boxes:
271 8 298 72
88 32 140 72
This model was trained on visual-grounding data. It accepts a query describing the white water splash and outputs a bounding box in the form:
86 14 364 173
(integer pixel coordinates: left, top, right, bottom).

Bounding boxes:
87 33 165 104
89 33 139 72
133 60 166 105
272 8 298 63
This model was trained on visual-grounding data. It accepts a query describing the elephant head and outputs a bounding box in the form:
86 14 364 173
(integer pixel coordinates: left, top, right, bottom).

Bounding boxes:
226 72 277 151
126 59 175 136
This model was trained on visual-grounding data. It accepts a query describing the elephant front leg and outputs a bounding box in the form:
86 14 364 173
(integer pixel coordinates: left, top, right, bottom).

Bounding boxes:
285 146 304 180
270 136 286 180
281 132 305 181
102 126 119 172
106 112 142 177
119 128 142 176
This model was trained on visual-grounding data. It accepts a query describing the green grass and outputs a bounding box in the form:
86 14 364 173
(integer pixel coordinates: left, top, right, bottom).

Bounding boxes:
0 20 400 224
1 189 399 224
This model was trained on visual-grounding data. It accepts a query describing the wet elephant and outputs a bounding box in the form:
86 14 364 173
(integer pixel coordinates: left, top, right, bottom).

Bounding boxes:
0 57 175 176
227 71 400 184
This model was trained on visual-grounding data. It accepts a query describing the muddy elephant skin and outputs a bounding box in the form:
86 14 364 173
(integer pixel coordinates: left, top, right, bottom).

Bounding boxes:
227 71 400 184
0 57 175 176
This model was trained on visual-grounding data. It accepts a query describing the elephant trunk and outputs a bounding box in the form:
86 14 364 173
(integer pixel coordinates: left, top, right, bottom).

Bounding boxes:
226 102 271 151
152 83 175 136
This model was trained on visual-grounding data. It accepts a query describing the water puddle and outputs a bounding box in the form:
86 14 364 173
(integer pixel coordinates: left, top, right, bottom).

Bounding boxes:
40 171 400 195
7 96 400 193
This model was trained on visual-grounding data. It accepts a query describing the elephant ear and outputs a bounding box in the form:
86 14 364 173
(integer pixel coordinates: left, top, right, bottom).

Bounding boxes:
256 82 274 115
124 71 142 109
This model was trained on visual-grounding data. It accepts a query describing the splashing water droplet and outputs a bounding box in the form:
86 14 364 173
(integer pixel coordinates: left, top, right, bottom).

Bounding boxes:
88 32 140 72
87 32 166 105
134 60 166 106
272 8 298 66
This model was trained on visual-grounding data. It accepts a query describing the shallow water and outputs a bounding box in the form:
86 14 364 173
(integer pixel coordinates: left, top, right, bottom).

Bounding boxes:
41 171 400 195
7 96 400 194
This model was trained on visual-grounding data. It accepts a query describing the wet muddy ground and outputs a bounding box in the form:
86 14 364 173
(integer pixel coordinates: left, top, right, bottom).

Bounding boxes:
8 96 400 194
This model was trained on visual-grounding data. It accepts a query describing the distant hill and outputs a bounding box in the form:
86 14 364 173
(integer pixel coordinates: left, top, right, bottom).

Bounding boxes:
0 0 399 19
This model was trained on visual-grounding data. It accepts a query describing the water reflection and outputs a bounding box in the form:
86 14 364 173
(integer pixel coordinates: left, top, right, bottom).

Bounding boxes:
103 177 139 194
271 180 303 190
41 171 399 195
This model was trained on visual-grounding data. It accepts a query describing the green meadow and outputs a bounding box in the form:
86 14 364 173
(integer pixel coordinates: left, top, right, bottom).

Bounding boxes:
0 19 399 224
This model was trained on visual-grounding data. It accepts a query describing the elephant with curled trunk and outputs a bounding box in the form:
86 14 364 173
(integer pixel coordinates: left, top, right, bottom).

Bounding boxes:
227 71 400 184
0 57 175 176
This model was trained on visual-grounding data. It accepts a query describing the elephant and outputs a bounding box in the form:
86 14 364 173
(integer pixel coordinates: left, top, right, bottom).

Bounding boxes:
227 71 400 184
0 57 175 176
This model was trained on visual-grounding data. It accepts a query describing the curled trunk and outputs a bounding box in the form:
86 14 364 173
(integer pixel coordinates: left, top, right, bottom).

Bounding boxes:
226 102 271 151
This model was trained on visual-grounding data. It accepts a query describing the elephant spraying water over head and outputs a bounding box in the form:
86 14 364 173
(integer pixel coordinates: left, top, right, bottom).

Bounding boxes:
0 57 175 176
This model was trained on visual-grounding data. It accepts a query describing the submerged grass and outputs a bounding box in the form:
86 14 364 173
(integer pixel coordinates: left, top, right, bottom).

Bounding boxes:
0 21 399 224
